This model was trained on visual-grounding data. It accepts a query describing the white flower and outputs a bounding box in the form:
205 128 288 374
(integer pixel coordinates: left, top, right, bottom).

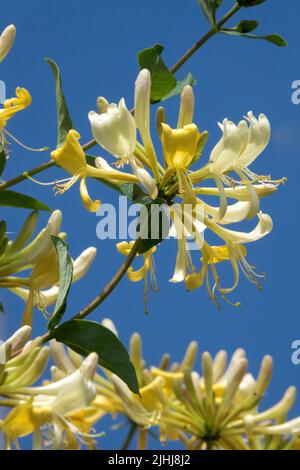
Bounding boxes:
209 112 271 176
89 98 136 161
9 247 97 310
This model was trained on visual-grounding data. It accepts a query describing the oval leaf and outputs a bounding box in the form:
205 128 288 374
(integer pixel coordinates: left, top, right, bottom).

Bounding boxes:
50 320 139 394
138 45 176 102
46 58 75 148
0 190 51 211
48 235 73 331
234 20 259 33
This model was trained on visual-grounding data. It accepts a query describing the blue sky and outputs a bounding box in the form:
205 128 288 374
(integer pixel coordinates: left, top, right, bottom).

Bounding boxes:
0 0 300 450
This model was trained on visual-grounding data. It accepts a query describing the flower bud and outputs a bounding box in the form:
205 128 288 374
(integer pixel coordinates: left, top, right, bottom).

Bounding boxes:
0 25 16 62
97 96 109 114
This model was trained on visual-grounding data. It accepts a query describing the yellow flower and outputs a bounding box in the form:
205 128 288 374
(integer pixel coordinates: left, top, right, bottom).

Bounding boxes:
116 241 158 311
160 123 201 170
51 130 138 212
2 353 99 449
0 87 31 131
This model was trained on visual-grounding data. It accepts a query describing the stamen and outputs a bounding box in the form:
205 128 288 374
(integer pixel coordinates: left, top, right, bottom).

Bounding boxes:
3 129 49 152
112 156 129 169
55 174 81 195
25 173 65 186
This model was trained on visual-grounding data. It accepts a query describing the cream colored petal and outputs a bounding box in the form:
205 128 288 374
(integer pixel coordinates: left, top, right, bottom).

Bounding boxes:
134 69 159 179
177 85 195 128
237 112 271 168
128 154 158 199
89 98 136 159
205 201 252 225
207 212 273 244
209 119 243 173
0 25 16 62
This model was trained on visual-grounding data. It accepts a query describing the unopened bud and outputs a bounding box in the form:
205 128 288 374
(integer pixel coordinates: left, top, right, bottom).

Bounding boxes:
0 25 16 63
177 85 195 128
156 106 166 137
97 96 109 114
181 341 198 370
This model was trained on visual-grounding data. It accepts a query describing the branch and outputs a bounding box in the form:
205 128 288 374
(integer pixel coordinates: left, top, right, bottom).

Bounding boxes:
73 238 142 320
0 3 241 192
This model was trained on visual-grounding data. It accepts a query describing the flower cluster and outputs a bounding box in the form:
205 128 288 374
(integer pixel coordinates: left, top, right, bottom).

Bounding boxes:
0 210 96 325
0 327 100 450
50 69 284 305
47 322 300 451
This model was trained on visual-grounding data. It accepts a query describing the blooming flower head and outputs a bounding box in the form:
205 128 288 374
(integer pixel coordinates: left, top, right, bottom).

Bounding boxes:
116 241 158 311
0 87 32 143
50 129 138 212
152 349 299 450
2 353 99 450
48 324 300 451
0 210 97 325
87 69 284 306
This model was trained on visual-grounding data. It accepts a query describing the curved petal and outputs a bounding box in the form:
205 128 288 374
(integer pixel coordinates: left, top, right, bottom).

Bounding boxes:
79 178 100 213
209 119 244 173
128 258 150 282
128 154 158 199
89 98 136 160
205 201 252 225
134 69 159 179
237 113 271 168
207 212 273 244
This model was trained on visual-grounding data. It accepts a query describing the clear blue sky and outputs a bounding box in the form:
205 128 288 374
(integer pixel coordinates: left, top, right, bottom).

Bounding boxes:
0 0 300 450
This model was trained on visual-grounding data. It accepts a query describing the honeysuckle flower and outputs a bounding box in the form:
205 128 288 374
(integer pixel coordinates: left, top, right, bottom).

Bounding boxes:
48 325 300 451
89 98 136 165
51 129 138 212
0 210 62 278
2 353 99 449
9 246 97 326
85 70 283 306
0 87 32 148
116 241 158 310
89 88 158 199
49 327 198 450
134 69 160 182
0 210 96 325
0 25 16 63
147 348 300 451
0 331 49 396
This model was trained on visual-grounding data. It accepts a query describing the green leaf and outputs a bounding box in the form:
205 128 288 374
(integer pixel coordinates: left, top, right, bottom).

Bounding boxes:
50 320 139 394
162 73 196 101
138 45 176 102
46 58 75 148
0 144 6 177
234 20 259 33
132 188 170 254
0 220 6 244
197 0 216 26
48 235 73 331
262 34 287 47
237 0 267 6
0 303 4 314
0 190 51 211
137 45 196 103
221 30 287 47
